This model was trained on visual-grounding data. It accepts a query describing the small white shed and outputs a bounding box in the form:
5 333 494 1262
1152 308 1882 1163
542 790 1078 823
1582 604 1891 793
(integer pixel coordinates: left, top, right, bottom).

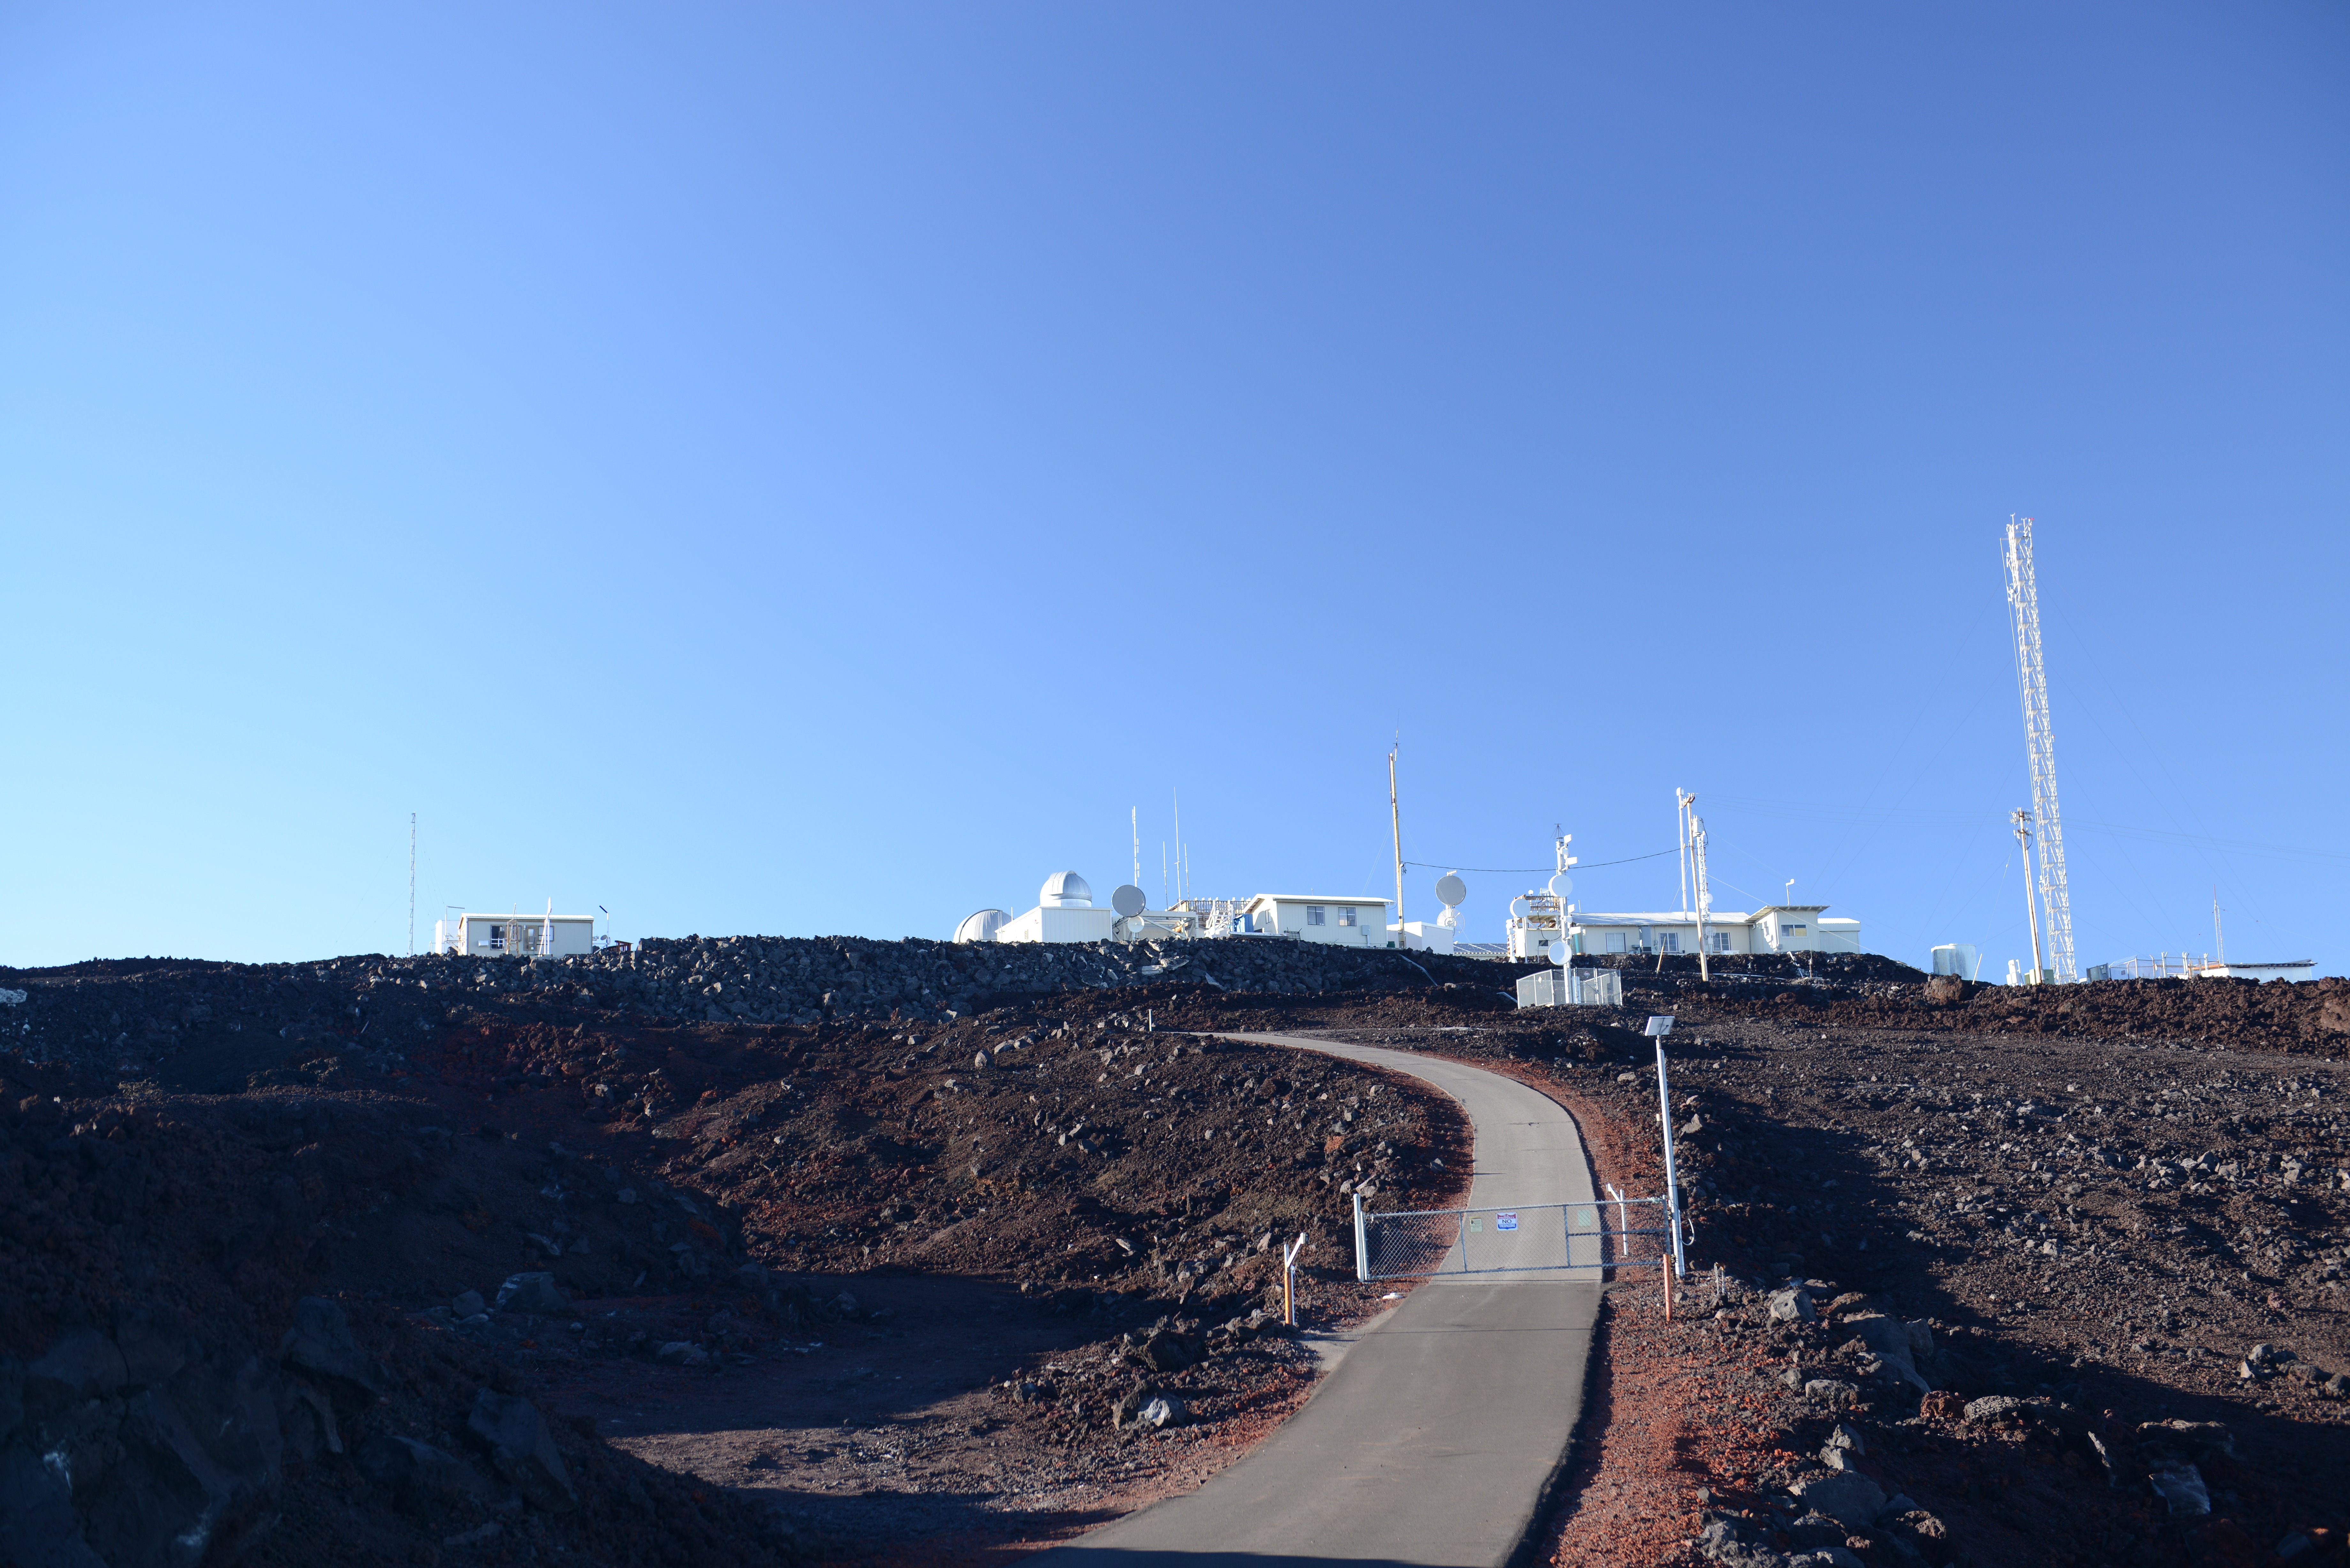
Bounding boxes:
435 913 596 958
1243 895 1393 946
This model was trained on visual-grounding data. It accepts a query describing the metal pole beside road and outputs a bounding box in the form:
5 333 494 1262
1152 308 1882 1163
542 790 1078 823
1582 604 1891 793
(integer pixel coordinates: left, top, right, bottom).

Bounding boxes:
1647 1016 1688 1281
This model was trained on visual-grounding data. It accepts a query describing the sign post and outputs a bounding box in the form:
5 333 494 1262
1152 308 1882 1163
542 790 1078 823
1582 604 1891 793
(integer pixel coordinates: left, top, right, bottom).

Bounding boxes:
1646 1015 1689 1301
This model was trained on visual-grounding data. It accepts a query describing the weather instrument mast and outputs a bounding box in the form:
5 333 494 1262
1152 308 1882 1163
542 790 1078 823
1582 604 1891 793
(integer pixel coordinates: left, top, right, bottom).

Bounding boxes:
2002 517 2076 982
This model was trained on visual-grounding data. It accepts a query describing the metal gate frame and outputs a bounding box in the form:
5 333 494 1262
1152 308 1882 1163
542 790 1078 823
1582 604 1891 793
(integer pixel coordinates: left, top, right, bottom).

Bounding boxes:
1351 1185 1672 1281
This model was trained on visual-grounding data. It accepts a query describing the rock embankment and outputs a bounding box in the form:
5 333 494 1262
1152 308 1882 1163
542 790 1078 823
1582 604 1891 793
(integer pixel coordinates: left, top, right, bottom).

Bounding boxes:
0 937 1526 1081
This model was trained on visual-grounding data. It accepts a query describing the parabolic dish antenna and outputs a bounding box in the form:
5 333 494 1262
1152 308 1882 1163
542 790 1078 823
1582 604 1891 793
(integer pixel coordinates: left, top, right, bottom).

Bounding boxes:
1548 872 1574 900
1548 940 1569 966
1434 872 1467 908
1110 883 1147 918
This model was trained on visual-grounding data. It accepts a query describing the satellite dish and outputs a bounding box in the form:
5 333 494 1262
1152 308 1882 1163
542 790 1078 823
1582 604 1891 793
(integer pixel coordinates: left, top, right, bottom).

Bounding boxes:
954 909 1010 944
1547 940 1569 966
1110 884 1147 918
1548 872 1573 899
1434 872 1467 908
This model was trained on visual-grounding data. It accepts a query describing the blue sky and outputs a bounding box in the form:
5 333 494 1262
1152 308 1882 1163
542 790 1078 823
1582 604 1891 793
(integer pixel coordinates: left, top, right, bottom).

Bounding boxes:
3 3 2344 978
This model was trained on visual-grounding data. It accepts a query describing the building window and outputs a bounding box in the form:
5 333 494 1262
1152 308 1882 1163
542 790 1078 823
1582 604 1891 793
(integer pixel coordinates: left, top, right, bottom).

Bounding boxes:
1709 932 1732 954
1661 932 1682 954
1337 907 1357 927
1307 906 1326 926
1788 924 1806 936
1605 932 1626 953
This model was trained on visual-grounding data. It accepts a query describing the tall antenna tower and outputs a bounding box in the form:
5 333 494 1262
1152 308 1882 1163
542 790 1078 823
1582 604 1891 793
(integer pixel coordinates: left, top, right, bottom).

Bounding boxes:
408 813 416 957
1388 745 1406 943
2002 517 2076 982
1131 808 1141 892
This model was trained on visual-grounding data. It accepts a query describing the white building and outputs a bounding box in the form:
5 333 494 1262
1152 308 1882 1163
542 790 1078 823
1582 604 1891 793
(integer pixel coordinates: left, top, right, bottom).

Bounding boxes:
434 911 596 958
2192 960 2316 984
1565 905 1861 957
991 872 1122 945
1240 894 1394 946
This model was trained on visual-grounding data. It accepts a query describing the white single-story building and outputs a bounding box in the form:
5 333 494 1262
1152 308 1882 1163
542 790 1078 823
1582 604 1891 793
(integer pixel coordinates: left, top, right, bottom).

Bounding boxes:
1565 905 1861 957
1390 920 1455 955
992 872 1122 944
434 912 596 958
1241 894 1394 946
2191 960 2316 984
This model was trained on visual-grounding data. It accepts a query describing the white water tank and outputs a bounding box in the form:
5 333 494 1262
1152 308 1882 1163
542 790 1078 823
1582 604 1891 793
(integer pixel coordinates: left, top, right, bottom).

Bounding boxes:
1930 943 1980 979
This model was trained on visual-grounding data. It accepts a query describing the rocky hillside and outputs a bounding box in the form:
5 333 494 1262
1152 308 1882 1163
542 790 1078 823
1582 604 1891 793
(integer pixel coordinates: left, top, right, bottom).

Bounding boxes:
0 936 1537 1086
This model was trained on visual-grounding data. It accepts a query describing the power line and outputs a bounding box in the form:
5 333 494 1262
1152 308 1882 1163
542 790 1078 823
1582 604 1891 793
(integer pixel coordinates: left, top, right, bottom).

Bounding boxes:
1403 848 1679 875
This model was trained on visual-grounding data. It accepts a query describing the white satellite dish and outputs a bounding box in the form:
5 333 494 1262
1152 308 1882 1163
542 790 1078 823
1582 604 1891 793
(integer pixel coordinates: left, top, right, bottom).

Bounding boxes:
1547 939 1569 966
1111 884 1147 918
1434 872 1467 908
1548 872 1573 899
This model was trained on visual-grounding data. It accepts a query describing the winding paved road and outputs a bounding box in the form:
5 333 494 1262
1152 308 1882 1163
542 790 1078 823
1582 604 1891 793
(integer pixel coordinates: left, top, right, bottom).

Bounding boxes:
1037 1031 1604 1568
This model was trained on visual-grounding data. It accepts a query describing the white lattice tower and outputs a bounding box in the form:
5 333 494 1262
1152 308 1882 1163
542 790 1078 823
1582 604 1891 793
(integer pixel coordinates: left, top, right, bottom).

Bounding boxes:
2002 518 2076 982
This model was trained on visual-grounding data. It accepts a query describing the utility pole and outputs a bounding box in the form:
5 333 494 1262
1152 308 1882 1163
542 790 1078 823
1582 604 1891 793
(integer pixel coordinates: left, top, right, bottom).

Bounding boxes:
2014 809 2045 984
408 813 416 957
1388 745 1406 949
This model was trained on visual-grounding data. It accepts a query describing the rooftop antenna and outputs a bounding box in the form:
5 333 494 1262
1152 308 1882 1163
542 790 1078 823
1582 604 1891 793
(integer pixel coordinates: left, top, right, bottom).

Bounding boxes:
2013 809 2046 983
2212 887 2225 966
1675 789 1692 916
1132 808 1141 893
1687 797 1713 981
2003 516 2076 982
1388 743 1405 947
542 897 554 959
1172 788 1182 905
408 812 416 957
1434 871 1467 931
1547 831 1576 963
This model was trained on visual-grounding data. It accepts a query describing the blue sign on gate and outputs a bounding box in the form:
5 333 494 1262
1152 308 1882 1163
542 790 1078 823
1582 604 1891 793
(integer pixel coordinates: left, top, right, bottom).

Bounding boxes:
1496 1212 1518 1231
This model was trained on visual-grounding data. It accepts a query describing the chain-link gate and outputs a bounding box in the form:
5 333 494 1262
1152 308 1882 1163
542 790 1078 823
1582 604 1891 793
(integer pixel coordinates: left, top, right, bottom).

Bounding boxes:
1352 1187 1673 1281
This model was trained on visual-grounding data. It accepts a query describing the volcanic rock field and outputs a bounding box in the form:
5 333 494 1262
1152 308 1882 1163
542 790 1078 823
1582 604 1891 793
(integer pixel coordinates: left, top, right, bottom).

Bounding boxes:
1 939 2344 1567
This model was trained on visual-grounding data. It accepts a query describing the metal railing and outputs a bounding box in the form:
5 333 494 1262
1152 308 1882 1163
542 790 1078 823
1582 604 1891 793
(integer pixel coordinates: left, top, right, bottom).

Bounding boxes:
1352 1188 1672 1281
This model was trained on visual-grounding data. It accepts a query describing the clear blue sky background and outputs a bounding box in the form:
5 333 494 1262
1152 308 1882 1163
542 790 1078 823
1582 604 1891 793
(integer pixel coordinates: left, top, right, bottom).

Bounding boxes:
4 3 2343 978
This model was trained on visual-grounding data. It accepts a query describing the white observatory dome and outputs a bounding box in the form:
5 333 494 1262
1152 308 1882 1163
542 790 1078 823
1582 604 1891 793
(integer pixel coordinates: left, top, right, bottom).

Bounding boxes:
954 908 1011 944
1040 871 1094 908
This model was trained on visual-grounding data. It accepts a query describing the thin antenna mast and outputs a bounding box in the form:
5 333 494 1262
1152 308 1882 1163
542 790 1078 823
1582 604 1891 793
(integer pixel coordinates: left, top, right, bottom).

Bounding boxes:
2013 809 2046 983
1388 745 1406 947
1171 788 1182 905
1687 797 1712 981
1675 790 1690 916
408 813 416 957
2213 887 2225 966
1132 809 1141 892
2003 516 2076 982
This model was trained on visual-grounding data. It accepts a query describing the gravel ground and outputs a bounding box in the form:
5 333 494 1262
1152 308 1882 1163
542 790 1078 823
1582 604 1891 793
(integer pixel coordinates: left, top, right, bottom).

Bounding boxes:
1314 984 2350 1568
6 944 2345 1567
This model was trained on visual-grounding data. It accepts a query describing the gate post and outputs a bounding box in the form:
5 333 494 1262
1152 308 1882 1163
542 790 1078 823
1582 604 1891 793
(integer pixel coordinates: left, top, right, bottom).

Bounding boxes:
1352 1190 1369 1282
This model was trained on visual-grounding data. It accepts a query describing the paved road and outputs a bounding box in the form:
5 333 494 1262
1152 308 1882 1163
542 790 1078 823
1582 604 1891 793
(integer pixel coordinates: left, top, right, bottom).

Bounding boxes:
1036 1032 1604 1568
